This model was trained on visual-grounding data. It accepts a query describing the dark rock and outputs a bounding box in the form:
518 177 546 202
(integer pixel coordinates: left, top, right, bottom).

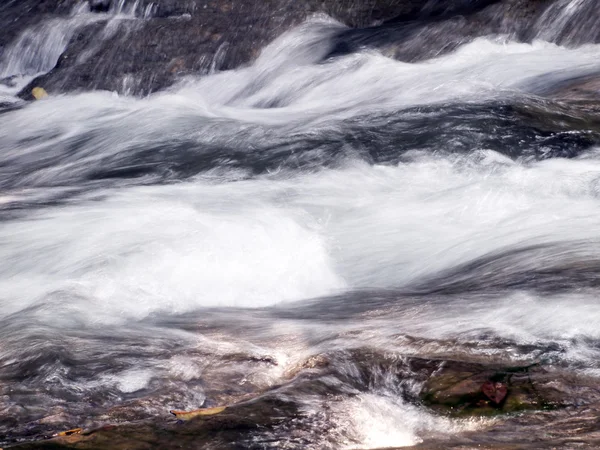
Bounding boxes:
326 0 551 63
4 0 600 97
14 1 302 96
9 395 301 450
420 360 590 417
89 0 111 13
5 0 600 97
7 349 600 449
8 0 440 97
535 72 600 106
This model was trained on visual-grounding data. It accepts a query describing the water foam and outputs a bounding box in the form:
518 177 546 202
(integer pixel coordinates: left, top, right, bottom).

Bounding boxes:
0 187 344 323
2 28 600 203
1 14 600 379
331 393 490 449
2 148 600 330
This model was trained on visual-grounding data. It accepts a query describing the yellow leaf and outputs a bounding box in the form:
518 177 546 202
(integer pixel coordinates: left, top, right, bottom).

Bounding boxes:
31 87 48 100
54 428 83 437
170 406 227 420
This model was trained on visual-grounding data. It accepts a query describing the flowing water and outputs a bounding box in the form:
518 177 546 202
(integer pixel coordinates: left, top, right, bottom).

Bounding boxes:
2 2 600 449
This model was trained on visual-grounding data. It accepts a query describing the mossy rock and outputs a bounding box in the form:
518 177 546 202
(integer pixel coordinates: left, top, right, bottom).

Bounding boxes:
421 361 558 417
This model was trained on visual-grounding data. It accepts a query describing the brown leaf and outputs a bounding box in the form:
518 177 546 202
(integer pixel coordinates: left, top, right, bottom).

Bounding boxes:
481 381 508 405
170 406 227 421
54 428 83 437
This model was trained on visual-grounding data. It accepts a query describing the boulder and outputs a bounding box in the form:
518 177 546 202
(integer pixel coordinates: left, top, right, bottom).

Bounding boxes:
4 0 583 97
420 361 560 416
9 0 440 97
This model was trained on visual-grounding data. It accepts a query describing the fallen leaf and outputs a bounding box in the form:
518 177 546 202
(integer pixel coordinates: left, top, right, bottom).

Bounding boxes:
31 87 48 100
54 427 83 437
170 406 227 420
482 381 508 405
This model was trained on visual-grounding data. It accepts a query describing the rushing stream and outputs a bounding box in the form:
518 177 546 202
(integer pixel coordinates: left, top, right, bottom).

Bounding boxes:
2 1 600 449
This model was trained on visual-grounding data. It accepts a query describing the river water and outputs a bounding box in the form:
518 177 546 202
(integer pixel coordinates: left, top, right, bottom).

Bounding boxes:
2 2 600 449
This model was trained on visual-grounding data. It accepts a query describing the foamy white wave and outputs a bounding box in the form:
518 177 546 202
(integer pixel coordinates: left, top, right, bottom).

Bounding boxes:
172 30 600 124
371 290 600 355
0 190 344 323
107 368 154 393
3 28 600 148
2 150 600 332
2 25 600 203
322 392 490 449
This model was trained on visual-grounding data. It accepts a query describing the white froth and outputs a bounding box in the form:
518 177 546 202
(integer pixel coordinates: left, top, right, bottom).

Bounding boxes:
3 30 600 155
2 149 600 327
0 190 345 322
165 356 206 382
323 393 490 449
105 368 154 393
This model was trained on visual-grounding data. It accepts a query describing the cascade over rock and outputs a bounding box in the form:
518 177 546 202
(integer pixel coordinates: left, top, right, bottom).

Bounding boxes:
5 0 598 97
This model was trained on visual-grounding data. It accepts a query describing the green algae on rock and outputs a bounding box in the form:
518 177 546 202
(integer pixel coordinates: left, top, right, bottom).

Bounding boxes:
421 361 562 417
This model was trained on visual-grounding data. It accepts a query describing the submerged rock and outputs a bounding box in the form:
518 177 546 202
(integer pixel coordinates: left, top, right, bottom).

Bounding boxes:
10 396 301 450
6 348 600 449
421 361 556 416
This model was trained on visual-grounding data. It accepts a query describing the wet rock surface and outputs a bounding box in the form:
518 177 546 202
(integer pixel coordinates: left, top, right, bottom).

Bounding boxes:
0 0 77 52
4 0 600 97
17 0 318 97
327 0 550 62
423 361 563 415
9 0 442 97
7 348 600 449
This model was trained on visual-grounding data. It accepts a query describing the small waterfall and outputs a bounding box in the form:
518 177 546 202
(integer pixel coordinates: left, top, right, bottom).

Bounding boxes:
110 0 143 17
0 5 90 95
0 1 151 98
535 0 600 45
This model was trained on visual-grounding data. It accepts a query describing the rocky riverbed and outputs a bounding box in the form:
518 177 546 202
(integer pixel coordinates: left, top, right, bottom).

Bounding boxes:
3 1 600 449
